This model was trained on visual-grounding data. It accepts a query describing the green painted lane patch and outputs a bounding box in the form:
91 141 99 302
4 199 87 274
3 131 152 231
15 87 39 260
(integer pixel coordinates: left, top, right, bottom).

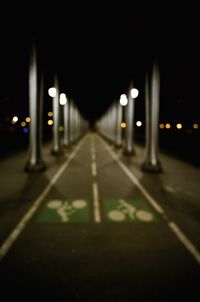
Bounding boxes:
36 199 90 223
103 199 156 223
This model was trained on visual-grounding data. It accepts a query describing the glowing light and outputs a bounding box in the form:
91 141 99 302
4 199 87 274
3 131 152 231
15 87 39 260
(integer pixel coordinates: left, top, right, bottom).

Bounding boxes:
193 123 198 129
21 122 26 127
165 123 171 129
25 117 31 123
159 123 165 129
48 119 53 125
176 123 182 129
12 116 18 122
48 87 57 97
121 122 126 128
48 111 53 117
59 93 67 105
136 121 142 127
23 127 28 134
119 94 128 106
131 88 139 99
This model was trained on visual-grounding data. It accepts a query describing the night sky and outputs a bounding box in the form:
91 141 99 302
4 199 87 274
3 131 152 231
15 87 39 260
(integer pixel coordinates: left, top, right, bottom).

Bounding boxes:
1 4 200 123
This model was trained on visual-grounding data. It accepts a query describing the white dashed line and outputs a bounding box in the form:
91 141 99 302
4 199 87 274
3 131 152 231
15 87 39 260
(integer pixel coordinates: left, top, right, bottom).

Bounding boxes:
91 152 96 161
92 182 101 223
91 162 97 176
91 137 101 223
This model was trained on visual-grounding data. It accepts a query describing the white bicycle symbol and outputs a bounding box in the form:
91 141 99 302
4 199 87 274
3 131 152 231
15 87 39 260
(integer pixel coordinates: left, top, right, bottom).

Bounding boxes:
108 199 153 222
47 199 87 222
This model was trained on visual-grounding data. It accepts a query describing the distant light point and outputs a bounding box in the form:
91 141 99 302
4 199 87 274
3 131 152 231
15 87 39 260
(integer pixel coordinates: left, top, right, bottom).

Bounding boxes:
176 123 182 129
131 88 139 99
136 121 142 127
48 87 57 97
121 122 126 128
120 94 128 106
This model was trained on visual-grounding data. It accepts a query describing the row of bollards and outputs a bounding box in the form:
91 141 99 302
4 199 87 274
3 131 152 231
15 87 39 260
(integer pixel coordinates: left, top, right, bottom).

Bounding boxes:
97 61 162 173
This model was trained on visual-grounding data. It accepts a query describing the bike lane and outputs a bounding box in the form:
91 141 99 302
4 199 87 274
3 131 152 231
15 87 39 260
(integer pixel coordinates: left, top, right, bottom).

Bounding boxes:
92 134 200 301
0 134 96 299
0 133 199 301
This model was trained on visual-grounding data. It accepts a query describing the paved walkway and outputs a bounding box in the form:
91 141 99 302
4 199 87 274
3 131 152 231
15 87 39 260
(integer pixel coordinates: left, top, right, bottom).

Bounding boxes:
0 132 199 300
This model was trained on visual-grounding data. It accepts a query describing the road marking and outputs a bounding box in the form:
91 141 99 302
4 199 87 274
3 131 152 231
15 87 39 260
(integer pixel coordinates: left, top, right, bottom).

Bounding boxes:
168 222 200 264
36 199 90 223
90 139 96 161
91 145 96 161
91 152 96 161
103 199 156 223
0 135 87 262
91 162 97 176
163 185 176 193
99 135 200 265
100 137 164 214
91 137 100 222
92 182 101 223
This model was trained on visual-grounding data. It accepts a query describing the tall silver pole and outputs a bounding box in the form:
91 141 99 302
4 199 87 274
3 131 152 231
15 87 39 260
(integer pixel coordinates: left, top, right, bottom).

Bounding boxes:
69 99 74 143
25 45 46 172
63 100 69 147
111 103 116 143
116 101 122 147
52 76 63 155
142 62 162 172
123 85 135 155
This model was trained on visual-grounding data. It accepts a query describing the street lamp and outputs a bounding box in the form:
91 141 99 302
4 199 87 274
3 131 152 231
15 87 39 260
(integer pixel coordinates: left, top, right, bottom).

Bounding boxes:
131 88 139 99
59 93 67 105
120 94 128 106
48 87 57 97
61 94 69 147
50 77 63 155
115 96 125 147
123 84 139 155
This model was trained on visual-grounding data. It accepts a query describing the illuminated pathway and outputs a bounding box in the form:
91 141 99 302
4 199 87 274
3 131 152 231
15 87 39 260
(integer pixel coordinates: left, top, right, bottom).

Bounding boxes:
0 133 200 300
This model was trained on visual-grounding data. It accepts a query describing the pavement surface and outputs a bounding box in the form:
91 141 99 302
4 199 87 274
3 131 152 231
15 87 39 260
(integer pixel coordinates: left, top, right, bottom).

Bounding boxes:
0 132 199 301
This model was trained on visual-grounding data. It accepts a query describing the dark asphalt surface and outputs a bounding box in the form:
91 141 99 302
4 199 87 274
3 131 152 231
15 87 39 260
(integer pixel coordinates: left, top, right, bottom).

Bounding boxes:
0 132 199 301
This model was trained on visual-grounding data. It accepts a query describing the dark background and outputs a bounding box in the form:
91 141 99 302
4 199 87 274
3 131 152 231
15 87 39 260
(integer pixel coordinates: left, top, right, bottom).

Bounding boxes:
0 3 200 164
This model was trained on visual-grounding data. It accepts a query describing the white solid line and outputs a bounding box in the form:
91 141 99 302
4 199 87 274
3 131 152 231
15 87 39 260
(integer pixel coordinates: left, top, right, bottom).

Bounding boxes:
99 136 200 266
168 222 200 265
0 136 87 262
93 182 101 223
100 138 164 214
91 162 97 176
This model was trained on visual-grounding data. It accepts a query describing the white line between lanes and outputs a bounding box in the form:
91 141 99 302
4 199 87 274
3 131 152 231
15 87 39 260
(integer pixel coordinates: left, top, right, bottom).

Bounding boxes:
92 182 101 223
91 162 97 176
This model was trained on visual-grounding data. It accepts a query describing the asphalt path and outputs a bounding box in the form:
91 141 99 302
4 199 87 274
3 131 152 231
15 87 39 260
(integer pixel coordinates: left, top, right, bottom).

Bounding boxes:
0 133 199 301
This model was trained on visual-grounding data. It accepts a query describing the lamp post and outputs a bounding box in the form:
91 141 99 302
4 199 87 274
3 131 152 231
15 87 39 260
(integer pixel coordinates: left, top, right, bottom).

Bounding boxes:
69 99 75 144
123 85 139 155
115 95 126 147
142 62 162 172
60 93 69 147
50 77 63 155
25 45 46 172
115 100 123 147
